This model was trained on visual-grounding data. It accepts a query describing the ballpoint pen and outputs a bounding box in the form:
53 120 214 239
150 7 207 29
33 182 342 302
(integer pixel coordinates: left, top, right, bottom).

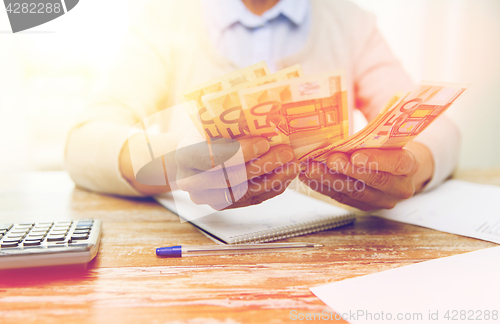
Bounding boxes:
156 242 323 257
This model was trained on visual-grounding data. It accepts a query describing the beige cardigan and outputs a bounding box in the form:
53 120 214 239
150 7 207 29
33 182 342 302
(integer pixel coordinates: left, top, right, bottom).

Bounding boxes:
65 0 460 196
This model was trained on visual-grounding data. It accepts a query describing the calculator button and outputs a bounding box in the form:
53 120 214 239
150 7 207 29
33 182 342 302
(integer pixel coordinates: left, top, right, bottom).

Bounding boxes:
2 238 22 243
33 225 50 230
47 235 65 242
70 234 89 240
73 230 90 235
31 232 48 237
31 229 49 235
14 226 32 230
75 226 92 231
6 231 24 236
37 222 53 226
51 226 68 231
53 224 70 227
25 235 45 241
77 221 93 226
1 241 19 248
0 224 13 231
49 232 68 237
51 227 68 231
55 221 72 226
53 225 70 229
6 235 25 240
10 230 29 234
23 240 42 246
31 230 50 234
12 230 29 235
77 224 93 228
52 229 70 234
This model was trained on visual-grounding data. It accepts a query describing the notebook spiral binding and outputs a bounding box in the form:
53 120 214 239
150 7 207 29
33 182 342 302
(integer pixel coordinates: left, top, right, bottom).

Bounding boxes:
229 214 355 244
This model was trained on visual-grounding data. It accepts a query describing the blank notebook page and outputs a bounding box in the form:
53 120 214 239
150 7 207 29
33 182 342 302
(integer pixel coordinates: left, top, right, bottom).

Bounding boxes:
156 189 355 244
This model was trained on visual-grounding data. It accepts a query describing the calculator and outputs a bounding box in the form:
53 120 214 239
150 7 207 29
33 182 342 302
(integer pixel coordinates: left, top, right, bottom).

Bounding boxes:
0 219 101 269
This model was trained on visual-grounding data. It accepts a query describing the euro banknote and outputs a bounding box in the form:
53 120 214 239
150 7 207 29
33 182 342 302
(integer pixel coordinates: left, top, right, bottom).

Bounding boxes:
181 63 466 165
202 64 303 141
310 82 467 162
182 61 270 140
238 71 349 161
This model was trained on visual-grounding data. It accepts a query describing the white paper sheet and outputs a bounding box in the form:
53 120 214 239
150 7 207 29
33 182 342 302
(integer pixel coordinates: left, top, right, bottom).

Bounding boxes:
311 246 500 324
374 180 500 244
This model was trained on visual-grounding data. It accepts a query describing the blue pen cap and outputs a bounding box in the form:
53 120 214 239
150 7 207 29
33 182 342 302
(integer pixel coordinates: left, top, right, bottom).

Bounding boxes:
156 245 182 257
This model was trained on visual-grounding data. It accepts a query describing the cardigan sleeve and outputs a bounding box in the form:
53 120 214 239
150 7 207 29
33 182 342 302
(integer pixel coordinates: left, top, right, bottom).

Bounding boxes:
351 10 461 191
65 3 172 196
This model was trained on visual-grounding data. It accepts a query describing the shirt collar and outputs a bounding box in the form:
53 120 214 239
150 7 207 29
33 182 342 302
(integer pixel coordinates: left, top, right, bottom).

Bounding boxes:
206 0 310 30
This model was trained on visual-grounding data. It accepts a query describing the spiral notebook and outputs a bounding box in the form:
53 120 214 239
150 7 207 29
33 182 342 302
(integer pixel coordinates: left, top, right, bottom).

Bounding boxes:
156 190 355 244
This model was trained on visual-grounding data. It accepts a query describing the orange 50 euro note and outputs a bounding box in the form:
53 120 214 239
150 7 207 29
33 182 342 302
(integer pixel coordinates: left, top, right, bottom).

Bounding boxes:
310 81 467 162
202 64 303 141
238 71 349 162
182 61 270 140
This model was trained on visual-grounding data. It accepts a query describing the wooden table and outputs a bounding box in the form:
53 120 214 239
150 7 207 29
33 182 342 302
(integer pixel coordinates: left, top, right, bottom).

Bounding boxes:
0 170 498 323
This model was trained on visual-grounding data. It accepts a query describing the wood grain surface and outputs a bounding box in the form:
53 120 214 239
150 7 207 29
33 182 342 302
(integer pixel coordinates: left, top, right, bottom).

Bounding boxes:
0 170 498 324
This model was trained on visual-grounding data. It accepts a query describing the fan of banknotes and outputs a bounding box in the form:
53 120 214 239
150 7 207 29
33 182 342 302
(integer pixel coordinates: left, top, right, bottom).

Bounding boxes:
182 62 467 163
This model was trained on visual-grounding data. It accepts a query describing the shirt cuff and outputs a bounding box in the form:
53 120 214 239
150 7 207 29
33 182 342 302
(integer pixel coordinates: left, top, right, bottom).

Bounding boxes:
412 115 461 192
65 121 144 197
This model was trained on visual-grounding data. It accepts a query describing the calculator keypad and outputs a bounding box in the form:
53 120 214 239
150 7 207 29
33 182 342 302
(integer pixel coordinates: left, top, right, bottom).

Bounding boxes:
0 219 96 250
0 219 101 269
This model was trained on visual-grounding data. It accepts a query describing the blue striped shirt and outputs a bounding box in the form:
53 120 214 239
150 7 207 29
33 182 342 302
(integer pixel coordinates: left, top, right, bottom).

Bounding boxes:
202 0 311 72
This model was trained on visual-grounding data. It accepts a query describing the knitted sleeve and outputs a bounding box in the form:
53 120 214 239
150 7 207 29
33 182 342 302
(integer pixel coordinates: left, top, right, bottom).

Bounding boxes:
351 8 461 191
65 2 172 196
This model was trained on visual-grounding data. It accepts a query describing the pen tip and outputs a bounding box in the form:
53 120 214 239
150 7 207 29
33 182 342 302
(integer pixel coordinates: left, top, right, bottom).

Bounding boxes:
314 244 324 248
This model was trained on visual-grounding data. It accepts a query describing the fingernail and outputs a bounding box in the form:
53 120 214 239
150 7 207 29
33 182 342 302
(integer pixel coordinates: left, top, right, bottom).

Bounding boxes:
307 166 322 179
253 139 270 155
352 153 368 166
331 157 347 170
278 150 294 164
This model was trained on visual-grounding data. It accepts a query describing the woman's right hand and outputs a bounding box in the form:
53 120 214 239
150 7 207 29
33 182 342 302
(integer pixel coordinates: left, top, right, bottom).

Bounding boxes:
175 136 300 210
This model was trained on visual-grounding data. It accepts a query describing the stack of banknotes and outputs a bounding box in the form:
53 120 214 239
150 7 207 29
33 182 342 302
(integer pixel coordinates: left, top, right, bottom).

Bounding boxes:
182 62 466 163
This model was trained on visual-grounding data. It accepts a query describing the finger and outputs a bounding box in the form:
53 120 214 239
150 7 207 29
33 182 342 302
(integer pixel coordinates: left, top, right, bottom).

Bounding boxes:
176 164 241 191
176 137 270 171
187 161 299 210
236 160 300 201
216 137 270 167
305 163 400 209
225 167 297 209
325 155 415 199
298 173 376 211
187 188 232 211
175 136 230 171
224 184 288 210
321 152 351 172
349 149 419 175
176 147 297 191
243 145 295 180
